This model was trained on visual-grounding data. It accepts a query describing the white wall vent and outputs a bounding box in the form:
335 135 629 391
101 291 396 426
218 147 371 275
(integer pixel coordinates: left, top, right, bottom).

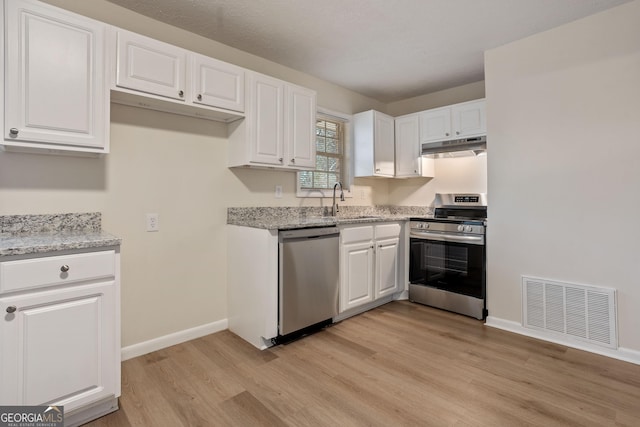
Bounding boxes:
522 276 617 349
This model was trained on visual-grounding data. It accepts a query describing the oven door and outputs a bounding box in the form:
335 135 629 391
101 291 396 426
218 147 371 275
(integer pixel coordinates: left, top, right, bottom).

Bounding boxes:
409 232 485 298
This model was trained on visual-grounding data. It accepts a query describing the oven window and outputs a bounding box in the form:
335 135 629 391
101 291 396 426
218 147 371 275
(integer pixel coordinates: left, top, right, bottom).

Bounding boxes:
410 238 485 298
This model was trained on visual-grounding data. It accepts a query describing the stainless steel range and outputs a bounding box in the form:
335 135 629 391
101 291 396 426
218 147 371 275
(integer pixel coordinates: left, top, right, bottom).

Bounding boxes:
409 193 487 319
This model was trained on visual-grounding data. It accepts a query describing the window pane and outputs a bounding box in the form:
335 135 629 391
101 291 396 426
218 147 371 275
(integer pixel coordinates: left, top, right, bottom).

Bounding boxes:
300 117 345 193
314 172 328 188
326 138 338 154
299 171 312 188
316 155 327 171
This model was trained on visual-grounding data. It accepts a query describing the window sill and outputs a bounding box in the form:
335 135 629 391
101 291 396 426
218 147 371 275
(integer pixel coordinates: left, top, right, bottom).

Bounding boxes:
296 189 353 198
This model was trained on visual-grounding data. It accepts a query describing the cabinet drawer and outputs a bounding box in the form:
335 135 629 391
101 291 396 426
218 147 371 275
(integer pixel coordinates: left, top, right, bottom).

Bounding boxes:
0 250 115 293
341 225 374 244
375 223 401 239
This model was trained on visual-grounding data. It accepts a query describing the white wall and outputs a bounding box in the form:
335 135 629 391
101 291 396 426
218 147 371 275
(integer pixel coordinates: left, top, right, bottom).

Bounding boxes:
485 0 640 352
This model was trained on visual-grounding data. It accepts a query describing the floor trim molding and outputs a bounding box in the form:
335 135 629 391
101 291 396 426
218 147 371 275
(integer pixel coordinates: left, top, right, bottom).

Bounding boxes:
485 316 640 366
121 319 228 361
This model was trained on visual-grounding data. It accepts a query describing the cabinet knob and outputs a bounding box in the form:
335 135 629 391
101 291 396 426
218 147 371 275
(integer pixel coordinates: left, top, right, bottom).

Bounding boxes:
456 131 460 135
197 94 202 101
279 158 283 163
6 306 17 314
178 90 184 98
9 128 19 137
445 133 449 137
375 168 380 172
291 158 295 164
60 265 70 273
370 245 374 249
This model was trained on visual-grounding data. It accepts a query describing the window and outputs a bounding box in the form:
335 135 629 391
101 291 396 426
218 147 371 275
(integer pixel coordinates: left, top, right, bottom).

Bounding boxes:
297 110 351 197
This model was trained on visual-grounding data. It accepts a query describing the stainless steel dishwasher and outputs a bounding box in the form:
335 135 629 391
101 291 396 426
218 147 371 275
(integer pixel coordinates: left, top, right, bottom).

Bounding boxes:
278 226 339 341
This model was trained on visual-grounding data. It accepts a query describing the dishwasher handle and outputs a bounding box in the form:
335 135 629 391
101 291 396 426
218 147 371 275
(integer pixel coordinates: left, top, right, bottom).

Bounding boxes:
279 227 339 241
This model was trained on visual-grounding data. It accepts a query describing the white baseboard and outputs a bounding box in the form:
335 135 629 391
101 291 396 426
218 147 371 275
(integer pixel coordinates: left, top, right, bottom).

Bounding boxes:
485 316 640 366
121 319 228 361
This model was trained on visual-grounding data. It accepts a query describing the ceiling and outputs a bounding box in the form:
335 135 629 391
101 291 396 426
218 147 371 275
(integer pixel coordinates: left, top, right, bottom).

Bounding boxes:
106 0 631 103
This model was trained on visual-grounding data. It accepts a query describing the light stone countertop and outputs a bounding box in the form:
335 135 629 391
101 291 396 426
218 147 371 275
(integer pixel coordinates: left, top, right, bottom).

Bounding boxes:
227 206 433 230
0 213 121 257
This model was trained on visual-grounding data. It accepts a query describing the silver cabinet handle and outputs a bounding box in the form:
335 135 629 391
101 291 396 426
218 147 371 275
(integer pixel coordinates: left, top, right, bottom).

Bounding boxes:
6 306 17 314
197 94 202 101
178 90 184 98
9 128 19 136
60 265 70 273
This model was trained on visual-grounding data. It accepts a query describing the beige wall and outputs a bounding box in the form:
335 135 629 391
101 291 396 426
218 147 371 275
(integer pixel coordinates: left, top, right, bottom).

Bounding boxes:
485 0 640 351
2 0 486 348
387 81 485 117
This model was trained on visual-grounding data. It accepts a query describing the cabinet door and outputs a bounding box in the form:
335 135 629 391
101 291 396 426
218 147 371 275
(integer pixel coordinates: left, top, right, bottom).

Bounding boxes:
340 241 374 312
419 107 451 143
394 114 421 177
192 54 245 112
248 73 285 165
0 281 117 412
373 112 395 176
4 0 108 150
285 84 316 168
375 237 399 299
451 100 486 138
116 30 187 101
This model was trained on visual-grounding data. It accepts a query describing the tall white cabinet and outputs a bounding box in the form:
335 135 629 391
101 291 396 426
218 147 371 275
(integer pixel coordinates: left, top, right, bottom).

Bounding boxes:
228 71 316 170
0 248 121 426
2 0 109 154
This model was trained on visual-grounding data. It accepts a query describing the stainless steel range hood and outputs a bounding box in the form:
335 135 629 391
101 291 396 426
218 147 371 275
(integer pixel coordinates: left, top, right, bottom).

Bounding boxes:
421 135 486 157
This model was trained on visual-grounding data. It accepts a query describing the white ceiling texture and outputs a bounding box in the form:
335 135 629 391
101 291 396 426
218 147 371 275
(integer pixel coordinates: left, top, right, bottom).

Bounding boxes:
106 0 631 102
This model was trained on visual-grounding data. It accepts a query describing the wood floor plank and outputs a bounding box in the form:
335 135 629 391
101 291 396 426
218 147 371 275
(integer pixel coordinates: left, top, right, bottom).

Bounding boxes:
85 301 640 426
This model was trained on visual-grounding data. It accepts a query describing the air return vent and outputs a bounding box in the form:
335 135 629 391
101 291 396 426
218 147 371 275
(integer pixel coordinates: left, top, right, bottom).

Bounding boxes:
522 276 617 349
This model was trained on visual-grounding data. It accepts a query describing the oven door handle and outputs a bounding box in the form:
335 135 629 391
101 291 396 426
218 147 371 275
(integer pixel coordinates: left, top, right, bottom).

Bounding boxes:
410 231 485 245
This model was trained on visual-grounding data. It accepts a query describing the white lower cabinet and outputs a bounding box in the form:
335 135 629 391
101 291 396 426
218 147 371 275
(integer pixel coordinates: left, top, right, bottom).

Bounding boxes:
0 249 120 425
340 223 401 313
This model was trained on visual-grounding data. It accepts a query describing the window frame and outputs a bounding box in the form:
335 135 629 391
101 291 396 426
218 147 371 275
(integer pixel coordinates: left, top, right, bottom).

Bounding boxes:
296 107 353 198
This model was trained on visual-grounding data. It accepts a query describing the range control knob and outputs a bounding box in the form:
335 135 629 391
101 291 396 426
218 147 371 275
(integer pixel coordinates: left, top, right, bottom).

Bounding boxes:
416 223 424 229
424 223 430 229
457 225 464 232
464 225 473 232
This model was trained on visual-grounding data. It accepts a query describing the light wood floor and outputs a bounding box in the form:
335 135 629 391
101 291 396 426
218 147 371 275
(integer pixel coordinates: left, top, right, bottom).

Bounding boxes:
86 301 640 426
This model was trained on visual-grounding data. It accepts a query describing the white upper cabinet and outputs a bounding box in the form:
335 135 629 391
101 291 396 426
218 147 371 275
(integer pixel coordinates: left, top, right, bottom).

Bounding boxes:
285 84 316 168
451 99 486 138
3 0 109 154
248 73 285 165
395 113 435 178
228 71 316 171
110 28 245 122
353 110 395 177
419 99 486 144
191 54 245 113
115 30 187 101
419 107 451 143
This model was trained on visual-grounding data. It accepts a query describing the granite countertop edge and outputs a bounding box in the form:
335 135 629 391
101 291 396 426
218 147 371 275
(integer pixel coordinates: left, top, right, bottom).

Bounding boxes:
0 231 122 257
228 214 430 230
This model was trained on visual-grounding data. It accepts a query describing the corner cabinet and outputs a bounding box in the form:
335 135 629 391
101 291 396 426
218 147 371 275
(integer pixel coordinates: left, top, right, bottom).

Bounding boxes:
0 248 121 426
353 110 395 177
394 113 434 178
419 99 486 143
339 223 401 313
2 0 110 155
228 71 316 170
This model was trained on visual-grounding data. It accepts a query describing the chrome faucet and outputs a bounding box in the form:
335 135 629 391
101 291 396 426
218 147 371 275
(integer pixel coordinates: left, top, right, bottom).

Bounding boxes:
332 182 345 216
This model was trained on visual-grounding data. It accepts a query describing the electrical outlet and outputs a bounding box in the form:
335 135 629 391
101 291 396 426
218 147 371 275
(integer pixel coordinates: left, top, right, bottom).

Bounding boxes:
146 213 160 232
275 185 283 198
